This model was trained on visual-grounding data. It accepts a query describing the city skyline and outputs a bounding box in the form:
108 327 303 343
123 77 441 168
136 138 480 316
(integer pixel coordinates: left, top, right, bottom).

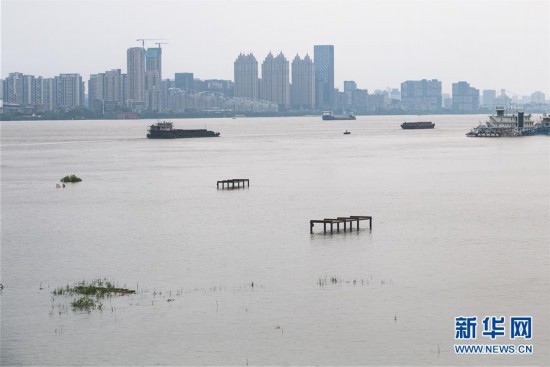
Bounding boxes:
2 0 548 96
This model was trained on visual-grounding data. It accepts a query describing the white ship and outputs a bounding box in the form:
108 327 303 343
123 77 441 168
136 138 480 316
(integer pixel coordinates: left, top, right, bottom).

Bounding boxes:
466 107 534 137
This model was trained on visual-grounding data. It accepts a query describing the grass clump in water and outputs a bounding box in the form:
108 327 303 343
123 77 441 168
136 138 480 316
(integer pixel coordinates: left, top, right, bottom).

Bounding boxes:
71 296 101 311
53 278 135 312
53 278 135 297
60 174 82 183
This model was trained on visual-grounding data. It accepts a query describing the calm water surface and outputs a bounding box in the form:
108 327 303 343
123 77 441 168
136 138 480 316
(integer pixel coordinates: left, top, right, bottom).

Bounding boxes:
1 115 549 365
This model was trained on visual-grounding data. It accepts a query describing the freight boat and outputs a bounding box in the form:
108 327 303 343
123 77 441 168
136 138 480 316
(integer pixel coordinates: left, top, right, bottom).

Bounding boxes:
401 121 435 129
521 115 550 136
147 121 220 139
322 111 356 120
466 107 534 137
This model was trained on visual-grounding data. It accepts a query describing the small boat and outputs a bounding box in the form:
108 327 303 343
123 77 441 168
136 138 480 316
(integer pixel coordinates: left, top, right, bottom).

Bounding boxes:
344 130 351 135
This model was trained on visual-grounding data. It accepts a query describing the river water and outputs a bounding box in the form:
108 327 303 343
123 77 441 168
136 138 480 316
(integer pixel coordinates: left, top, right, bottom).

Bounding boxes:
1 115 549 366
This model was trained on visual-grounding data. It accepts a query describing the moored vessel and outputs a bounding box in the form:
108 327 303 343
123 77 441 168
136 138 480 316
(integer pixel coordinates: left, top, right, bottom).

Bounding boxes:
466 107 534 137
322 111 356 120
521 115 550 136
147 121 220 139
401 121 435 129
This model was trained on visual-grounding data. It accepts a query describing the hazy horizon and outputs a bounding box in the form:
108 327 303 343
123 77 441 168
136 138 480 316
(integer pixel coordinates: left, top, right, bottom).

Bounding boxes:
2 0 549 96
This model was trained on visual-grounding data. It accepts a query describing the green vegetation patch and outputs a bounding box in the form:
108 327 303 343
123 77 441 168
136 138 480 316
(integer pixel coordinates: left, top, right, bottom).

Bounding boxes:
53 278 135 312
60 174 82 183
71 296 101 311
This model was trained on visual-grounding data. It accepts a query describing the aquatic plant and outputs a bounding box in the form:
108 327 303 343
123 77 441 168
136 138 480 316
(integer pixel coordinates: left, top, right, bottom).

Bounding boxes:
53 278 135 298
60 174 82 183
71 296 101 311
53 278 135 312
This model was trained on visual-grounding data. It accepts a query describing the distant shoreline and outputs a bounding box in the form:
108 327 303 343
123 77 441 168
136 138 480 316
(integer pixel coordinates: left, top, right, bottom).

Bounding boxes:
0 110 496 122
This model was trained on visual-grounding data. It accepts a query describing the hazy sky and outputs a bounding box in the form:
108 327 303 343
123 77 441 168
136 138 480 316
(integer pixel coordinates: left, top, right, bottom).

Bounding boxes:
2 0 549 95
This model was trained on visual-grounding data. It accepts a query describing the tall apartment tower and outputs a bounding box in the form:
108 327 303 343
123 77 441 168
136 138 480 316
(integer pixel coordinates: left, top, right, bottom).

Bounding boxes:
452 81 479 112
482 89 496 107
290 54 315 109
104 69 124 105
175 73 194 92
260 52 290 108
400 79 442 112
234 53 258 100
343 81 357 110
314 45 334 110
5 72 24 104
145 47 162 111
88 73 105 111
54 73 84 109
127 47 145 105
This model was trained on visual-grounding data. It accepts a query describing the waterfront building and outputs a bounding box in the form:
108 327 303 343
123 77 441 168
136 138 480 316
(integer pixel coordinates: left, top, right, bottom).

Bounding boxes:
234 53 258 100
442 93 452 109
5 72 24 105
495 89 511 107
314 45 334 110
145 47 162 111
175 73 194 92
389 88 400 101
54 73 84 109
290 54 315 109
355 89 368 111
452 81 479 112
531 91 546 104
22 75 36 105
260 52 290 108
343 81 357 110
104 69 125 106
41 78 55 111
88 73 105 112
197 79 234 97
482 89 496 108
127 47 146 107
400 79 442 112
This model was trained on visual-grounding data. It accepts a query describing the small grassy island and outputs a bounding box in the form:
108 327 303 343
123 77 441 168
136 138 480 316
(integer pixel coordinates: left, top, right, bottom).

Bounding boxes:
60 174 82 183
53 279 135 311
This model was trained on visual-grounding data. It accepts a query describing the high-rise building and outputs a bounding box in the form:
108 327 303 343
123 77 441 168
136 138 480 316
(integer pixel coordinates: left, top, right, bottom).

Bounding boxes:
314 45 334 110
290 54 315 109
452 81 479 112
175 73 194 92
400 79 442 112
343 81 357 110
355 89 368 111
260 52 290 108
127 47 145 105
5 72 24 105
34 76 45 108
234 53 258 100
145 47 162 111
22 75 36 105
482 89 496 107
54 73 84 109
88 73 105 111
41 78 55 111
104 69 124 106
531 91 546 104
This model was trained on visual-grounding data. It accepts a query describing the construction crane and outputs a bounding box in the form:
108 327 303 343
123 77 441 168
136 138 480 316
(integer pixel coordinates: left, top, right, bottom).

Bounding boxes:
136 38 165 48
155 42 168 49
